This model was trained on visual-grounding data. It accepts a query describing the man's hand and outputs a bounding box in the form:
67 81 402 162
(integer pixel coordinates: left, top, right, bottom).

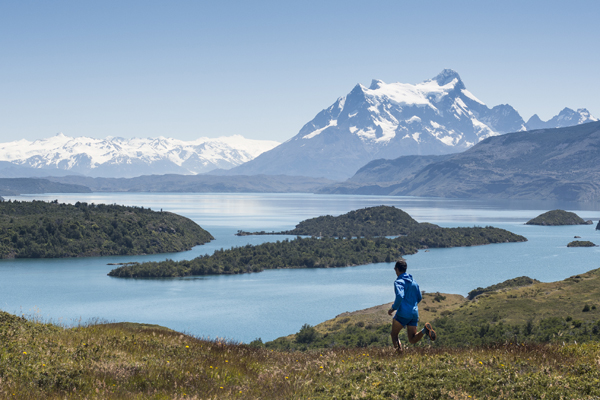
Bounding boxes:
388 308 394 316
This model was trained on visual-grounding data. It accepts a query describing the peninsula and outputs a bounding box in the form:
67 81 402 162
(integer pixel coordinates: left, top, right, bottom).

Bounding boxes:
0 200 213 258
109 207 526 278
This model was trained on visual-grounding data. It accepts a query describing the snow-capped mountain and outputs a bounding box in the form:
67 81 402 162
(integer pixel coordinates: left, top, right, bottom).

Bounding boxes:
525 108 598 130
227 69 596 181
0 134 279 178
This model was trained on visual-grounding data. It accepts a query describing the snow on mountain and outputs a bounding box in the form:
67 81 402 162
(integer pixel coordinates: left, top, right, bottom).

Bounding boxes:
525 108 598 130
0 134 279 178
226 69 529 180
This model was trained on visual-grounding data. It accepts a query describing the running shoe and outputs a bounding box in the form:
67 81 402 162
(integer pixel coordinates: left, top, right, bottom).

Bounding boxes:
423 322 437 341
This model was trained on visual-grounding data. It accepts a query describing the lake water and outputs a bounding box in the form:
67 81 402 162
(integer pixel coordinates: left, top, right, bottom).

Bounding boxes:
1 192 600 343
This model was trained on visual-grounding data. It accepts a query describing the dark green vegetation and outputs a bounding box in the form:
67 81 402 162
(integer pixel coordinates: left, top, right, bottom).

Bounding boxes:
0 200 213 258
47 174 334 193
319 120 600 201
567 240 596 247
467 276 539 300
3 309 600 399
109 226 526 278
526 209 591 225
266 268 600 352
0 177 91 196
237 205 434 237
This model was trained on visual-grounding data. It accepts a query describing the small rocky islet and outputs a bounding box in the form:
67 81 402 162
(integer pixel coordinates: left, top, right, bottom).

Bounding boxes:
567 240 597 247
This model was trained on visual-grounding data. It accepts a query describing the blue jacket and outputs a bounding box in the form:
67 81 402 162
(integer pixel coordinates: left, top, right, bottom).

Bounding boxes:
392 273 422 320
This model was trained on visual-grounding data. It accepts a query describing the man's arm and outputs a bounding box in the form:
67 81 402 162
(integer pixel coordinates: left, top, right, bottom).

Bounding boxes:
388 280 405 315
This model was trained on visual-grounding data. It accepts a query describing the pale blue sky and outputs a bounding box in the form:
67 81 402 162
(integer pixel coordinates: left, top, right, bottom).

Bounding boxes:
1 1 599 142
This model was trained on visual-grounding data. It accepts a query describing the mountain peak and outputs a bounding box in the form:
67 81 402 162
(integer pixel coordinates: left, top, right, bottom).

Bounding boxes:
432 69 462 86
369 79 384 90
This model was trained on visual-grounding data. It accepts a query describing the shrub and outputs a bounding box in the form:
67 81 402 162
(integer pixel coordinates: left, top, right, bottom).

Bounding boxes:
296 324 319 344
583 304 591 312
433 292 447 302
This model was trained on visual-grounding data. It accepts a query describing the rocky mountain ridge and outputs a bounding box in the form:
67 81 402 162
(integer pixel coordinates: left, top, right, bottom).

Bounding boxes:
225 69 597 180
319 121 600 201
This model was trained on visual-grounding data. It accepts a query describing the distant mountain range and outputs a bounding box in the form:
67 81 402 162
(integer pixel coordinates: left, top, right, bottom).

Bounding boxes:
0 134 279 178
0 178 91 196
225 69 597 180
319 121 600 202
1 70 596 184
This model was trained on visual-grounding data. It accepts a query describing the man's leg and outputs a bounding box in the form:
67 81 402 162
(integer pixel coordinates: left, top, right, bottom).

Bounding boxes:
391 318 404 350
406 325 425 344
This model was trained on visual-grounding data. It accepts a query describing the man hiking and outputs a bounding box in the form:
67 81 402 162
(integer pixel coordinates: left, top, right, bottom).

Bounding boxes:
387 259 436 351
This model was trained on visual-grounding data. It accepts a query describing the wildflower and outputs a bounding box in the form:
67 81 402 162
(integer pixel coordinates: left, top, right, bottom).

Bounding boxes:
285 377 289 379
479 361 483 365
225 360 228 362
220 387 223 389
186 345 189 348
320 366 323 369
210 366 213 369
23 352 27 355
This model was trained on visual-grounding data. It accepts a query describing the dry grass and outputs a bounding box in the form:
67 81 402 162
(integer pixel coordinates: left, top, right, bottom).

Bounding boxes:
1 309 600 399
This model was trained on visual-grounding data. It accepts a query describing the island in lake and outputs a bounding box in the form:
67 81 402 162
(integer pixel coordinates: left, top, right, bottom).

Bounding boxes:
0 200 213 258
567 240 597 247
525 209 593 226
109 206 527 278
236 205 436 237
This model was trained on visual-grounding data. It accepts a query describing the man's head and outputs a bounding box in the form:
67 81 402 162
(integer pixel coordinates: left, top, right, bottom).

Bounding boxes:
394 259 407 275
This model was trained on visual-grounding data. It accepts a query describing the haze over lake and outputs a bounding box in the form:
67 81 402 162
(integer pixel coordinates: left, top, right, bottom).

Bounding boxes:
2 193 600 343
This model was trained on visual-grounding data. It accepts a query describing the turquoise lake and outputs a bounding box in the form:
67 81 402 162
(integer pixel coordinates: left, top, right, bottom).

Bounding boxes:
1 192 600 343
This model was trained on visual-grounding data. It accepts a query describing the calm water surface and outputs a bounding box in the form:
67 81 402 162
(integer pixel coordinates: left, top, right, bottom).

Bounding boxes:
1 193 600 342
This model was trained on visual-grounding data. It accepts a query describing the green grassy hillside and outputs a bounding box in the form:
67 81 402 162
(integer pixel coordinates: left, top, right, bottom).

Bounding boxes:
0 200 213 258
1 307 599 399
266 268 600 351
